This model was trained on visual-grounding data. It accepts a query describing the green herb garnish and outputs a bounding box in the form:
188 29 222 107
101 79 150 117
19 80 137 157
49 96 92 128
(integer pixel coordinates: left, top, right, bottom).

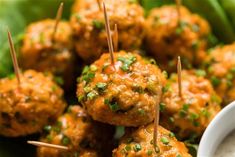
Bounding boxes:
133 144 142 152
147 150 153 156
169 132 175 138
105 99 120 112
87 91 98 100
82 73 95 83
96 82 107 91
90 65 98 72
125 145 131 151
54 76 64 85
210 76 221 87
160 137 169 145
92 20 104 30
160 103 166 112
61 135 71 146
195 69 206 77
44 125 52 133
118 55 137 72
78 95 84 103
162 83 171 93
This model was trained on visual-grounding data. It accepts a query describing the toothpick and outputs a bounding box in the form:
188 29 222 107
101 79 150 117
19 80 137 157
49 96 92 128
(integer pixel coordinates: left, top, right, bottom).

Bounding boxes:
96 0 102 11
177 56 182 98
103 2 115 66
52 2 64 41
153 93 161 153
7 29 21 85
113 24 118 52
175 0 181 25
27 141 68 151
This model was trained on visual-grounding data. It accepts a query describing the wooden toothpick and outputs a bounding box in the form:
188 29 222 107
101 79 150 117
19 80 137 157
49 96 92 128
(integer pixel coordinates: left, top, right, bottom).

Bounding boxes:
7 29 21 85
96 0 102 11
177 56 182 98
113 24 118 52
103 2 115 66
153 93 162 153
27 141 68 151
52 2 64 41
175 0 181 25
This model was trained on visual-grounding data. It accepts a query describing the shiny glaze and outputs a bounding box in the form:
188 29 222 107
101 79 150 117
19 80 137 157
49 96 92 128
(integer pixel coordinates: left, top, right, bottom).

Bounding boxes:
160 70 221 139
70 0 145 63
113 124 191 157
77 51 166 126
145 5 211 72
0 70 66 137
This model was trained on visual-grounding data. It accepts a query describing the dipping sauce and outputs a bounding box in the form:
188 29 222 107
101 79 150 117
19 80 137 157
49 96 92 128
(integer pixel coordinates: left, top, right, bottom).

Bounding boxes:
215 131 235 157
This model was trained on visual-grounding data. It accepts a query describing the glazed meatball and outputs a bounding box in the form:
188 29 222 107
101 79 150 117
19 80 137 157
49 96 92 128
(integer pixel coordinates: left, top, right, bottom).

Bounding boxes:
160 70 221 139
70 0 145 63
112 123 191 157
145 5 211 72
20 19 75 89
71 0 95 13
0 70 66 137
37 106 114 157
77 51 166 126
203 43 235 105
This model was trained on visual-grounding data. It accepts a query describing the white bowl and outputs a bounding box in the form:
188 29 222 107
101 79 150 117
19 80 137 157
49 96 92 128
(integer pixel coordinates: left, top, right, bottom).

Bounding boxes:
198 101 235 157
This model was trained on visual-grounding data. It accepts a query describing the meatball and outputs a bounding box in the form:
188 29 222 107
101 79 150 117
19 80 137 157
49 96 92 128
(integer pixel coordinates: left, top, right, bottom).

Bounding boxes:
112 123 191 157
37 106 114 157
0 70 66 137
160 70 221 139
70 0 145 63
203 43 235 105
71 0 95 13
145 5 211 72
77 51 166 126
20 19 75 89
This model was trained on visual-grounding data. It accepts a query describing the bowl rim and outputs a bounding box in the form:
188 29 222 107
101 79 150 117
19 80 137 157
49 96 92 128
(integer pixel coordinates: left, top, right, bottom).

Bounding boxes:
198 101 235 157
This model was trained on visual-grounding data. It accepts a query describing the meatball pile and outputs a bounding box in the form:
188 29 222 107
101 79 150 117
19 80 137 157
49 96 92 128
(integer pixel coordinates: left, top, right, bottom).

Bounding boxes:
204 43 235 105
38 106 114 157
2 1 227 157
77 50 166 126
0 70 66 137
160 70 221 139
113 123 192 157
70 0 145 63
145 5 211 72
20 19 75 89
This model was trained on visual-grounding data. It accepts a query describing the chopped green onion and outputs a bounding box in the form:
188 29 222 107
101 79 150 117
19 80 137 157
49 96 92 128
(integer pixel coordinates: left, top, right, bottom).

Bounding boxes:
160 137 169 145
105 99 120 112
92 20 104 30
210 76 221 87
54 76 64 85
125 145 131 151
118 55 136 72
147 150 153 156
169 132 175 138
90 65 98 72
133 143 142 152
61 135 71 146
96 82 107 91
78 95 84 103
44 125 52 133
87 91 98 100
159 103 166 112
195 70 206 77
